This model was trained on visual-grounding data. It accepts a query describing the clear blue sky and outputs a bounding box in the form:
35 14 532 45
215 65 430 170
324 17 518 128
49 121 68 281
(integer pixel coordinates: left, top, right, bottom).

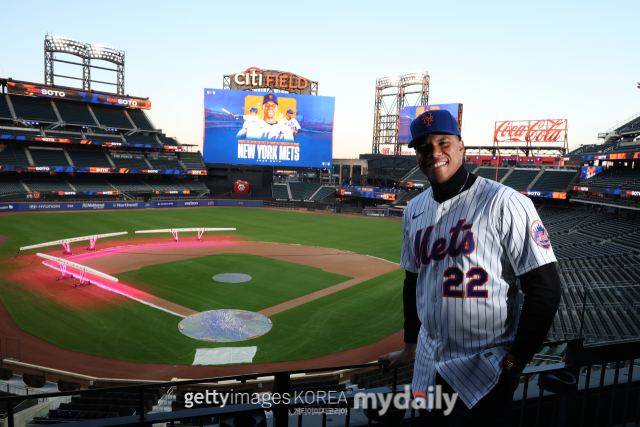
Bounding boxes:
1 0 638 158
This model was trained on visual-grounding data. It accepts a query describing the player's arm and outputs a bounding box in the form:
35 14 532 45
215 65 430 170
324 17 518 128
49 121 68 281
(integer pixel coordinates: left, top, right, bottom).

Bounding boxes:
508 263 561 369
498 194 561 373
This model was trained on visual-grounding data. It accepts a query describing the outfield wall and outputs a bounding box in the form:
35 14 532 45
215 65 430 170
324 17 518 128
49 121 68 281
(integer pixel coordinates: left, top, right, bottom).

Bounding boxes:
0 199 262 212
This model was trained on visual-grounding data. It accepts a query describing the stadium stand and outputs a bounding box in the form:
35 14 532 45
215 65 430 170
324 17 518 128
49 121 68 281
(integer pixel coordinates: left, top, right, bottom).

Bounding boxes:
289 182 320 200
310 185 338 201
0 146 31 166
145 178 186 192
0 96 13 119
474 167 510 182
179 152 206 170
66 149 112 168
28 147 70 166
87 131 124 142
272 184 289 199
126 109 155 130
90 105 134 129
501 169 540 190
22 179 73 193
53 100 97 125
392 190 421 206
109 155 149 169
107 177 152 193
581 168 640 190
401 167 429 184
43 130 84 140
180 179 209 192
157 135 180 145
0 178 27 195
8 95 59 123
68 179 117 193
0 126 42 138
146 157 184 171
529 169 577 191
123 134 161 145
464 163 479 174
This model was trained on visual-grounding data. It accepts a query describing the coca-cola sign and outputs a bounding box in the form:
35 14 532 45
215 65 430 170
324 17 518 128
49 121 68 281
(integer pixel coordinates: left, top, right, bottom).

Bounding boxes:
494 119 567 143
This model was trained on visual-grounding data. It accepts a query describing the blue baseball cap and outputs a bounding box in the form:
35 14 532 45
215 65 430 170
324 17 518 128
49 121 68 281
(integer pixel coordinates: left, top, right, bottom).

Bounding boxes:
263 93 278 105
408 110 461 148
249 107 258 113
286 109 294 114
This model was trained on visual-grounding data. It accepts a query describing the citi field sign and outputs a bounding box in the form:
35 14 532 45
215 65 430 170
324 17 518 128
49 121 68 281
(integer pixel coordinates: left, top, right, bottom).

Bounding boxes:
494 119 567 143
225 68 317 95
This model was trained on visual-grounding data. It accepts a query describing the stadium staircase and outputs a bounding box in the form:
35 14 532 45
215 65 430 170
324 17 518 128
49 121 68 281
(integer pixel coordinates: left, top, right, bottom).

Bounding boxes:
23 146 34 166
525 169 545 189
286 182 293 199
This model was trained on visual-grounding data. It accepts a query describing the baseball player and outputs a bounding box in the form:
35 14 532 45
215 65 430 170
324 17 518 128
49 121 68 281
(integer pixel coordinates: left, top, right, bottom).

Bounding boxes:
280 109 301 135
379 110 561 426
246 94 294 142
235 107 260 138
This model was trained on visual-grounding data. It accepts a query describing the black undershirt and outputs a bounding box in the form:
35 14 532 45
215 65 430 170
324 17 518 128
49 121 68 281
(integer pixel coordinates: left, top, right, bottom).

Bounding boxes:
403 163 561 364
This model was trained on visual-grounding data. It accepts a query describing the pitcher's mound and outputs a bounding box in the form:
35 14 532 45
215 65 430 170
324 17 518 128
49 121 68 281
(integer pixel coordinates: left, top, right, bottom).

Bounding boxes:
212 273 252 283
179 309 272 342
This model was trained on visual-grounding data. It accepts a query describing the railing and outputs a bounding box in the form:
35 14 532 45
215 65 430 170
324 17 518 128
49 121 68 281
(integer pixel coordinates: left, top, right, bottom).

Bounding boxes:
1 339 639 427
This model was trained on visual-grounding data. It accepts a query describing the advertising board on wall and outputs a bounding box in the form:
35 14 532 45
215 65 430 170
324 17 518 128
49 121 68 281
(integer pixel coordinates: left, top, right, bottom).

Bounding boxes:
203 89 334 168
398 104 463 144
7 82 151 110
494 120 567 143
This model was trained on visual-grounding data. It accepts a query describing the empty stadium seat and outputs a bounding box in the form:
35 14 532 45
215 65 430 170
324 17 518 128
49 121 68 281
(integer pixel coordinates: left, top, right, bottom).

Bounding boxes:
501 169 540 190
272 184 289 199
90 105 134 129
23 179 73 193
474 167 510 182
310 186 338 201
9 95 59 123
53 100 97 125
67 150 112 168
126 109 156 131
0 146 31 166
28 147 70 166
530 170 577 191
289 182 320 200
0 96 13 119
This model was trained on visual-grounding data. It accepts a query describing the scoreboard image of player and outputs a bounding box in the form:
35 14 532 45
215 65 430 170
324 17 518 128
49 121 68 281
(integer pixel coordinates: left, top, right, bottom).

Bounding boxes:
203 89 335 168
398 103 463 144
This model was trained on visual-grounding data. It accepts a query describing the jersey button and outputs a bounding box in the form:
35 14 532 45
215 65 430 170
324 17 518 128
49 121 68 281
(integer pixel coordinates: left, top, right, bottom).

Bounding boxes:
436 357 441 362
432 297 437 303
434 264 439 271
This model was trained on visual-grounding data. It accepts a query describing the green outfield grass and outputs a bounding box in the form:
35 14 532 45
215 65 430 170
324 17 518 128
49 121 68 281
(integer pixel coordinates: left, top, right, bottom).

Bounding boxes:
114 254 351 312
0 208 403 364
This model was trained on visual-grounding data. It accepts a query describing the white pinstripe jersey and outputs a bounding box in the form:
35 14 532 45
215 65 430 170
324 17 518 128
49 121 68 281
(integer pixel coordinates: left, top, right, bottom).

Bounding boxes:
400 177 556 409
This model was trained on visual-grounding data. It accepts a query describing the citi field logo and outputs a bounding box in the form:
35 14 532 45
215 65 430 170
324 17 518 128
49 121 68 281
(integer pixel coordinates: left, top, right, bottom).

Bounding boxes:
232 67 309 90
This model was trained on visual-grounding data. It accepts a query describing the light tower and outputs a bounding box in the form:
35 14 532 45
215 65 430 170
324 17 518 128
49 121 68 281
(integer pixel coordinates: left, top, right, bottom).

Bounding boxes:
44 35 125 95
372 72 429 155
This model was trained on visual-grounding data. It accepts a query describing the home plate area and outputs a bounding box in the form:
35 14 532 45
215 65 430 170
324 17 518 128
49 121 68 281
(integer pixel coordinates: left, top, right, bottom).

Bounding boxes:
178 309 272 342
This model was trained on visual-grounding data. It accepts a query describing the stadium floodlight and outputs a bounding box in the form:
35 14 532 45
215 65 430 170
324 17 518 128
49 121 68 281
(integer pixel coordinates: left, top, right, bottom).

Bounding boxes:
37 253 118 288
20 232 128 254
135 228 236 242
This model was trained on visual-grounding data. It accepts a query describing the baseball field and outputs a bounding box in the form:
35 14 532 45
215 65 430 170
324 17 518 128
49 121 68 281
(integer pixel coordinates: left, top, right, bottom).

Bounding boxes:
0 207 405 377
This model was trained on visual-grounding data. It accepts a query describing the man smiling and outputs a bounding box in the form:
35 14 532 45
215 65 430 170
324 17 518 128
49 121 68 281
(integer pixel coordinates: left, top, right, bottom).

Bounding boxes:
379 110 561 426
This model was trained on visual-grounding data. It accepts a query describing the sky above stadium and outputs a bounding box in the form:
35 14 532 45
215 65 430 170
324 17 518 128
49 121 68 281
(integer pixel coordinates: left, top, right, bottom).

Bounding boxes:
1 0 638 159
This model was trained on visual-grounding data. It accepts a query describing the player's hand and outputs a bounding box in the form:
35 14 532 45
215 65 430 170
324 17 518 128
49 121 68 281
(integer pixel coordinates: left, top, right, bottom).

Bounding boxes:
378 343 416 374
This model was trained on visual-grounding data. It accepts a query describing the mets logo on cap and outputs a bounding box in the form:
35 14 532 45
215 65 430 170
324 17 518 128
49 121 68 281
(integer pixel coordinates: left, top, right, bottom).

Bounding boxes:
531 220 550 249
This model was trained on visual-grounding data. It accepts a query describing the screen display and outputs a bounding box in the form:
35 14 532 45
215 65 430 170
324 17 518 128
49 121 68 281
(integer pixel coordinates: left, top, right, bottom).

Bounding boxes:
203 89 334 167
7 82 151 109
580 166 602 181
398 103 462 144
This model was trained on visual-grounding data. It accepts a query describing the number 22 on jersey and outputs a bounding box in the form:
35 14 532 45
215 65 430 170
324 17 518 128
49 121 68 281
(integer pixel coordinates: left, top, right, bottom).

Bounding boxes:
442 267 488 298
